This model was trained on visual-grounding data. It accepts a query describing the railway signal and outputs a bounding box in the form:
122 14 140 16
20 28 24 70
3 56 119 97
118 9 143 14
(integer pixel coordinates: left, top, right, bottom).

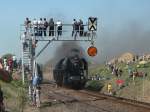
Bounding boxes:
88 17 97 31
87 46 97 57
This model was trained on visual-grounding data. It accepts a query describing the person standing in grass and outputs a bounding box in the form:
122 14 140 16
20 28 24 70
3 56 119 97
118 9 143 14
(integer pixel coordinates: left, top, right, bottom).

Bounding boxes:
118 68 123 77
107 83 112 95
32 75 39 106
3 57 7 70
127 63 133 77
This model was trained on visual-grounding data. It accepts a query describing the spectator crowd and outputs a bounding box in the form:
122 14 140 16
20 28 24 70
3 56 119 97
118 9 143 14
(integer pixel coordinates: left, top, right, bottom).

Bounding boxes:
24 17 86 38
0 55 21 73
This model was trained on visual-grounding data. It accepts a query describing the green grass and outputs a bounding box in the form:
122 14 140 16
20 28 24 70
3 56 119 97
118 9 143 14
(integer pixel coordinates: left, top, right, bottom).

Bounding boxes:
89 65 113 79
0 79 27 112
85 80 104 91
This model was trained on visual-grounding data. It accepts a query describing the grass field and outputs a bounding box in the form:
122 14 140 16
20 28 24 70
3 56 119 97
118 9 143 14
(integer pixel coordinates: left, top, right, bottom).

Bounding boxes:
0 79 27 112
89 61 150 103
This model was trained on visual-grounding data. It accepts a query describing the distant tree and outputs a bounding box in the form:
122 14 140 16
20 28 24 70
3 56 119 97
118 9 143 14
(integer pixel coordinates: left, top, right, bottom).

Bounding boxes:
2 53 13 59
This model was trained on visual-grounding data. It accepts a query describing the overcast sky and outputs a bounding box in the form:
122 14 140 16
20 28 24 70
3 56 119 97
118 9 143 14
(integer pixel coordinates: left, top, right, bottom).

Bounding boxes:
0 0 150 63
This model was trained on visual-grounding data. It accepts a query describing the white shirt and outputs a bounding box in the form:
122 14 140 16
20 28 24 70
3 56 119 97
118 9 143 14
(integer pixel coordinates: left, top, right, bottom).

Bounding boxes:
56 21 62 27
4 59 7 64
6 66 9 71
38 20 44 27
32 19 38 28
13 56 16 61
72 20 77 25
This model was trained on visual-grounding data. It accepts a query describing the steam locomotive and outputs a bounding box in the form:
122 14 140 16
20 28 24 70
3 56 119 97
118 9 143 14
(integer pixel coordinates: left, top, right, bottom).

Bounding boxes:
53 49 88 89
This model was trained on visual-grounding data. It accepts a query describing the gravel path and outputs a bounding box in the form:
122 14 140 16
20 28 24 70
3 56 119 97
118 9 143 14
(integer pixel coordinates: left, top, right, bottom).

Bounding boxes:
23 82 150 112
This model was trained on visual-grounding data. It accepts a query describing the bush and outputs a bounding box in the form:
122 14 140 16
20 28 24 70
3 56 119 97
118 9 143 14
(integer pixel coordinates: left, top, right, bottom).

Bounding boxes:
85 80 104 91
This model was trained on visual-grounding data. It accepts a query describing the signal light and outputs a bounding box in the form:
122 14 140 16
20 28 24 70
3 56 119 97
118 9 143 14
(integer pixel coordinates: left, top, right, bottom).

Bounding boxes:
87 46 97 57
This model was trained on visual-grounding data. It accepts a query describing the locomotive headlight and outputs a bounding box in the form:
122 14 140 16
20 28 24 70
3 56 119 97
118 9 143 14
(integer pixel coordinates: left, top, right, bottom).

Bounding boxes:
81 76 84 79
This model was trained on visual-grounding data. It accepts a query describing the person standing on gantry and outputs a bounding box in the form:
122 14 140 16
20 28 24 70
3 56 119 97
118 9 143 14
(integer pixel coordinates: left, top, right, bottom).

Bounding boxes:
49 18 55 36
72 19 79 40
32 18 38 36
43 18 48 37
72 19 77 37
38 18 43 36
56 20 62 37
24 17 31 32
79 19 84 36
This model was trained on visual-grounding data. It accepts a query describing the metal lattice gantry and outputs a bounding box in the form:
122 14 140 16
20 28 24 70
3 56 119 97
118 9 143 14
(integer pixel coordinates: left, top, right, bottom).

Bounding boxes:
20 17 98 85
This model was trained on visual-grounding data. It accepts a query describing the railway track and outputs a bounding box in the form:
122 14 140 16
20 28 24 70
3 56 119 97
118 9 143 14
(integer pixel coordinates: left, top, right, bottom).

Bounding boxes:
78 90 150 109
39 81 150 112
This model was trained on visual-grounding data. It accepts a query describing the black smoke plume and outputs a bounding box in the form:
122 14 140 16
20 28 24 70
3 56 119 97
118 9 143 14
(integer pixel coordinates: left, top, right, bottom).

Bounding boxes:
50 42 87 65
